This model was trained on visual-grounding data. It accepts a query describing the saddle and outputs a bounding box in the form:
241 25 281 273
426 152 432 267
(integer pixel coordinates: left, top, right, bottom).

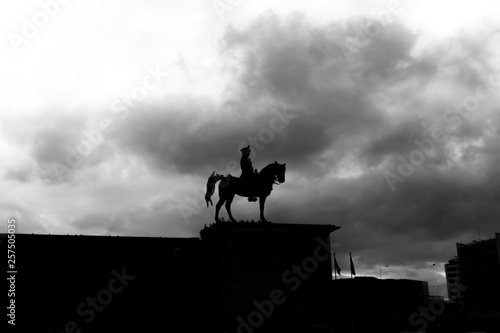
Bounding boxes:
240 169 259 200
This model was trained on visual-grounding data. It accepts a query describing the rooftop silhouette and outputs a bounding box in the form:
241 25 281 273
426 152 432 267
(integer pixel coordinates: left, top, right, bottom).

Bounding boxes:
2 221 338 333
3 226 499 332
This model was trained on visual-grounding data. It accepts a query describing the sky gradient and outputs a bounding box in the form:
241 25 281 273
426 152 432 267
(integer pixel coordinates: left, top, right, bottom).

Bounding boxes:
2 0 500 297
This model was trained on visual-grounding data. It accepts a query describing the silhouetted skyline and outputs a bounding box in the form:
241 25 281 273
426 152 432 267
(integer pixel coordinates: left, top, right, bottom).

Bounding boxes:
4 226 498 332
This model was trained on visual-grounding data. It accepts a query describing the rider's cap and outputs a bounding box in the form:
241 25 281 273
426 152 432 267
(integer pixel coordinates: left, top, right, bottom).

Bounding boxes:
240 145 251 154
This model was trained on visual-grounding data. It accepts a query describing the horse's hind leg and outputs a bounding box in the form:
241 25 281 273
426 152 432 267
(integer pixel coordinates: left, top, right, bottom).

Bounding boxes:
259 196 268 223
225 193 236 222
215 197 225 222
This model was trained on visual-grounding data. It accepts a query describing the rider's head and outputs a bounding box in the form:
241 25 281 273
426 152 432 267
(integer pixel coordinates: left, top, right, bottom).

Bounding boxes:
240 145 251 156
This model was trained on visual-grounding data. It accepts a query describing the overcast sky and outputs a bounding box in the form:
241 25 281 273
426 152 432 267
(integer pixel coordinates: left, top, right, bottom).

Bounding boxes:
2 0 500 296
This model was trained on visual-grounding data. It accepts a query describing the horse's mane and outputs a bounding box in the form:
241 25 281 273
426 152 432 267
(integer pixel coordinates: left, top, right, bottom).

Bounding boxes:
259 163 281 180
259 163 277 173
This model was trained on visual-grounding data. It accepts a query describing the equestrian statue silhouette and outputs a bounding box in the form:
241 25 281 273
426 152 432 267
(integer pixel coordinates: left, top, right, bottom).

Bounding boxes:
205 145 286 223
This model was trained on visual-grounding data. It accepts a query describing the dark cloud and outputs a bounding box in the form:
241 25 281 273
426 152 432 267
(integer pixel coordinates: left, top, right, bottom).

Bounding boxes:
111 14 426 179
110 97 291 175
262 165 500 270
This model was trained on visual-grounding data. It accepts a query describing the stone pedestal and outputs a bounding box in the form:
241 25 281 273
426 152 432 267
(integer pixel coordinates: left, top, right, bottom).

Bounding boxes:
200 221 340 333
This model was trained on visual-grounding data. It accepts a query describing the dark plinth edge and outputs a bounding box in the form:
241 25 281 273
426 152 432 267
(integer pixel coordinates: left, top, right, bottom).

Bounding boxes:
200 220 340 240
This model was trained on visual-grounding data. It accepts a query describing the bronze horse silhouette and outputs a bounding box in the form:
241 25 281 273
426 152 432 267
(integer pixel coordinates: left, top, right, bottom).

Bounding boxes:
205 162 286 222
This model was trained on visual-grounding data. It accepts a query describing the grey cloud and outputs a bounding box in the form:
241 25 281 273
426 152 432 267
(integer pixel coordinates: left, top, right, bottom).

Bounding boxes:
71 205 201 238
30 111 117 183
0 196 47 234
71 212 126 234
4 168 31 183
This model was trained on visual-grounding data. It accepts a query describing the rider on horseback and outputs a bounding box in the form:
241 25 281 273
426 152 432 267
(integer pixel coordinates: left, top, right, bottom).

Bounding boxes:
240 145 258 202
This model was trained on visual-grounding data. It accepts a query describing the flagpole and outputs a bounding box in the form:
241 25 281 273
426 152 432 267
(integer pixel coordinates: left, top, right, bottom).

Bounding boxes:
334 253 337 280
350 252 352 279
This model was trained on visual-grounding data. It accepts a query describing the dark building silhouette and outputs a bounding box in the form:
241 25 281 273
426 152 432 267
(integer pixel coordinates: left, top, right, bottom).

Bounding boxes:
445 256 464 303
330 276 431 332
2 221 339 333
457 233 500 310
5 226 499 333
5 234 202 332
456 233 500 325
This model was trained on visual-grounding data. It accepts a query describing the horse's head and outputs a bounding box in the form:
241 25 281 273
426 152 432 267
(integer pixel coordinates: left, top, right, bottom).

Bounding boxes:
273 161 286 184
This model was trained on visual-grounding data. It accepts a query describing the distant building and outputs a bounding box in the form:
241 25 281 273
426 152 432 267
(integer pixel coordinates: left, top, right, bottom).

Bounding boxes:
456 233 500 312
444 256 464 302
330 276 431 332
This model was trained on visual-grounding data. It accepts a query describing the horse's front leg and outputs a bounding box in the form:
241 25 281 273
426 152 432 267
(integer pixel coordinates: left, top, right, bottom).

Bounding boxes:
225 193 236 222
259 196 268 223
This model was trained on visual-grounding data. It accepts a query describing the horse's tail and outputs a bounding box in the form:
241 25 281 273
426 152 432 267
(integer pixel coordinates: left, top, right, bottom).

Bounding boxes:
205 172 226 207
